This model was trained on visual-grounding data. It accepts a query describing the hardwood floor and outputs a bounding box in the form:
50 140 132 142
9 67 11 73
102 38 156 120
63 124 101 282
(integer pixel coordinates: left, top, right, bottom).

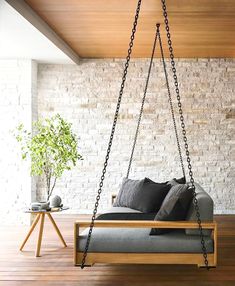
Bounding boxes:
0 214 234 286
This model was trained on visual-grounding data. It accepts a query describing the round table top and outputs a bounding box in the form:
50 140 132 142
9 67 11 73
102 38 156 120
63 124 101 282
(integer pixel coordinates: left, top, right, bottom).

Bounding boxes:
24 206 69 213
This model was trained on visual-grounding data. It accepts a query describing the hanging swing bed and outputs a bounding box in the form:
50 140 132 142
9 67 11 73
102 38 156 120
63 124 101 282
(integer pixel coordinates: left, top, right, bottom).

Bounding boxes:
74 0 217 269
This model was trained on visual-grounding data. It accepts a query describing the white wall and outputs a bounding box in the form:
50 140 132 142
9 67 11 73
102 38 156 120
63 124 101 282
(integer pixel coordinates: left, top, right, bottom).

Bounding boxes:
0 59 37 225
37 59 235 215
0 58 234 226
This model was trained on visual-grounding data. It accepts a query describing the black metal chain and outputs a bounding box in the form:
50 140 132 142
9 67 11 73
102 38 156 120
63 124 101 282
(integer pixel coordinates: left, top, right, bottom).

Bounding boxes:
161 0 210 270
157 25 186 179
126 24 159 178
127 22 186 179
80 0 142 269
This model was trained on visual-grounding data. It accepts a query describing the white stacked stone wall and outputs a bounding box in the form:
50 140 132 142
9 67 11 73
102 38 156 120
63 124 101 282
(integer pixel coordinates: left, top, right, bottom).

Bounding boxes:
37 58 235 214
0 59 37 225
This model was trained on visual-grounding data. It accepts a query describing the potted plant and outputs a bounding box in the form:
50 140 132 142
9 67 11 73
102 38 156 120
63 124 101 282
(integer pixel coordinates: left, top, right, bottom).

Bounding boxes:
15 114 83 202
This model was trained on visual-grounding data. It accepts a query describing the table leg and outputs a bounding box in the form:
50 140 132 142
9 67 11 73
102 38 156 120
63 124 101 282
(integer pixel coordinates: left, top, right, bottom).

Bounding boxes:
20 213 40 251
47 213 67 247
35 213 45 257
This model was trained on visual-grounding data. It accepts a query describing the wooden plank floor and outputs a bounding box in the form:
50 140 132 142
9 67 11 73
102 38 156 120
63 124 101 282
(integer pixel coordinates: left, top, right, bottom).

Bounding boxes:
0 214 235 286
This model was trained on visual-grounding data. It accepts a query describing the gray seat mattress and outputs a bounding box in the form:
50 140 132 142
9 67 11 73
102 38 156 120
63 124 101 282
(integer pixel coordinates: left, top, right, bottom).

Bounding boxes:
78 227 213 253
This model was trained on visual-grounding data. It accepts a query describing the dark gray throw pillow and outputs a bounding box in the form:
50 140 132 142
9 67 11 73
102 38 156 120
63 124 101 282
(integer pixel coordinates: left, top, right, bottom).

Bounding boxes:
113 178 144 209
167 176 186 186
113 177 171 213
150 184 193 235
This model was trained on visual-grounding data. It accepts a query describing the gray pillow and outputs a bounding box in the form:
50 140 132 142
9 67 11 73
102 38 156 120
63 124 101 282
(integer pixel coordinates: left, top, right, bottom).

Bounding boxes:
150 184 193 235
167 177 186 186
113 178 144 209
113 177 171 213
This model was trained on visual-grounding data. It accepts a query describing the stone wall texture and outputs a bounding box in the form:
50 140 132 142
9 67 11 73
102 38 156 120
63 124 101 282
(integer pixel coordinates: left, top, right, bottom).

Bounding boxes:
0 59 37 225
37 58 235 214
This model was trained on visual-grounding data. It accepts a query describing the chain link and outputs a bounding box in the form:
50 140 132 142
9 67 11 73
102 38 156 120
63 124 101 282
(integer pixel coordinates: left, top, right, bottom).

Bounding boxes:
161 0 210 270
80 0 142 269
126 23 159 178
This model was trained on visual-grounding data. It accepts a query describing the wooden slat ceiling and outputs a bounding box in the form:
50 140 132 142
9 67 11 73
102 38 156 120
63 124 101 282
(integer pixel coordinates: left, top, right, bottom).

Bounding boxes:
25 0 235 58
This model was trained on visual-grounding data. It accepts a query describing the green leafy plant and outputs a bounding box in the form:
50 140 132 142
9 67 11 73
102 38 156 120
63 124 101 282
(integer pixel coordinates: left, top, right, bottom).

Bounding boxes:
15 114 83 201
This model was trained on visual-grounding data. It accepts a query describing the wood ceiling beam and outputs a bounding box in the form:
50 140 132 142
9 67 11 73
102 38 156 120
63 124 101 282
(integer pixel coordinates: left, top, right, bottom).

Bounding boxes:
5 0 80 64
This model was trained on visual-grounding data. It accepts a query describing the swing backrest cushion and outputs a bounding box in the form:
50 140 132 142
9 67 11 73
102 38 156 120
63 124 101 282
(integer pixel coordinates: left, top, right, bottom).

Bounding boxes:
185 183 213 236
113 177 171 213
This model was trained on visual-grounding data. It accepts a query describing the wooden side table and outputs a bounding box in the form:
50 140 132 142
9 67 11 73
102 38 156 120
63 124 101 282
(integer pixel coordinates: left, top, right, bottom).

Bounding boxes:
20 208 68 257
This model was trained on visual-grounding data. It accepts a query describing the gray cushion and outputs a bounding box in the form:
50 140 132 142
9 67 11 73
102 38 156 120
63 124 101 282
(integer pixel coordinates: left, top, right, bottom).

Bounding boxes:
114 177 171 213
185 183 214 236
150 184 193 235
113 178 144 208
78 227 213 253
167 177 186 186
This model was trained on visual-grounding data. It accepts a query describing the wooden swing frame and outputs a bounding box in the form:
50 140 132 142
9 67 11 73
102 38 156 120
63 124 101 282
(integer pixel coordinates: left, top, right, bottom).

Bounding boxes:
74 220 217 267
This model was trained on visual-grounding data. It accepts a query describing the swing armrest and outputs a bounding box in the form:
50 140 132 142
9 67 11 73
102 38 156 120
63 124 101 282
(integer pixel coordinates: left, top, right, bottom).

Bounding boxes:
75 220 216 229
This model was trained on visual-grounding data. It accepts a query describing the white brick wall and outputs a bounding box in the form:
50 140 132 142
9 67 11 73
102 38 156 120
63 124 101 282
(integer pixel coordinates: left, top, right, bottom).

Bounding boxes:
37 58 235 214
0 59 37 225
0 58 234 226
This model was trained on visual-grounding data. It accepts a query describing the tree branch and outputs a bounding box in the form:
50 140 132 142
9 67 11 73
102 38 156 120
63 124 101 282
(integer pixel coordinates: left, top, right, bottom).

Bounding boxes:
48 177 57 200
44 164 51 201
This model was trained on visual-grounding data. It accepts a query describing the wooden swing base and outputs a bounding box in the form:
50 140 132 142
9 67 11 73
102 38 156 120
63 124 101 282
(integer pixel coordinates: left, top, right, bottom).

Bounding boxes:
74 220 217 268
